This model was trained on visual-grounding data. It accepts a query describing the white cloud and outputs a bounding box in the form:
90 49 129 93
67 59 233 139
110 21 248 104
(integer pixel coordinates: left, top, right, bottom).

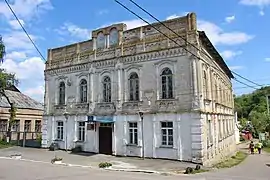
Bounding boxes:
221 50 243 59
239 0 270 7
225 15 235 23
6 51 27 59
97 9 109 15
259 10 265 15
24 85 44 102
0 0 53 20
197 20 254 46
101 19 147 30
265 57 270 61
165 14 253 46
8 19 25 29
0 56 45 102
1 57 45 80
2 31 36 51
55 22 90 40
166 12 189 20
166 14 180 20
229 66 244 70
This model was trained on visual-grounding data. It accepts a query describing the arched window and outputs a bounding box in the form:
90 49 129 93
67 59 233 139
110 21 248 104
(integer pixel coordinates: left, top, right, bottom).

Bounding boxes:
109 28 118 46
59 82 65 105
129 73 139 101
97 32 105 49
80 79 87 103
161 68 173 99
102 76 111 102
203 71 208 98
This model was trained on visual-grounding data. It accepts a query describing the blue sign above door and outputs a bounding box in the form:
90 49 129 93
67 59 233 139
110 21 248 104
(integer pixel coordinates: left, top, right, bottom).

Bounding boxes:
95 116 114 123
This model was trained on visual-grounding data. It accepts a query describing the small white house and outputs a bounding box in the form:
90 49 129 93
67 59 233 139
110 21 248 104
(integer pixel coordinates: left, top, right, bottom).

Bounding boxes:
42 13 236 165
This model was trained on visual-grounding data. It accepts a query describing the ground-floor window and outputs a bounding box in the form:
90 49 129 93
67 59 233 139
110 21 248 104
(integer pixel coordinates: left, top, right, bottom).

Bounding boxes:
57 121 64 140
35 120 42 132
0 120 8 131
161 121 173 146
128 122 138 145
78 122 86 141
24 120 31 132
12 120 20 132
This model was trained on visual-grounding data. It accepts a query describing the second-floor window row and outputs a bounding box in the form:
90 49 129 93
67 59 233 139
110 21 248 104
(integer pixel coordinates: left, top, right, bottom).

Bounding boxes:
57 67 175 105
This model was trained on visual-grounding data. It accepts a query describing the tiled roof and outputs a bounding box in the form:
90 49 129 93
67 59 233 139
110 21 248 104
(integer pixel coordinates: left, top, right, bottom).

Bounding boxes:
0 90 43 110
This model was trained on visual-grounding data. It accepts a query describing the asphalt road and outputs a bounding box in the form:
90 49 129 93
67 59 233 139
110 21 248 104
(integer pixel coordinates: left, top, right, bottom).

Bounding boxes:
1 144 270 180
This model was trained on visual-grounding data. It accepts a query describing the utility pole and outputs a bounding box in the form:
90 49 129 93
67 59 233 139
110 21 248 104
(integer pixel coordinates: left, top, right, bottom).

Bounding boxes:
266 95 270 115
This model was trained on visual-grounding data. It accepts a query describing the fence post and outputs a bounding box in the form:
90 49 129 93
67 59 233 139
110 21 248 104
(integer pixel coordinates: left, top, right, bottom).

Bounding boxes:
23 132 26 147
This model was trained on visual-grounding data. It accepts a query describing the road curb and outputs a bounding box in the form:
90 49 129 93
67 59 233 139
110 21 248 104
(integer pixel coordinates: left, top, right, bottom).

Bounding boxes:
104 167 160 174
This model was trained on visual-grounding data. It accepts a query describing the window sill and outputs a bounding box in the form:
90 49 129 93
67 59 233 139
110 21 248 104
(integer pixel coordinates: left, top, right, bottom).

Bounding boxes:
158 145 174 149
74 140 85 143
54 139 64 142
126 144 141 148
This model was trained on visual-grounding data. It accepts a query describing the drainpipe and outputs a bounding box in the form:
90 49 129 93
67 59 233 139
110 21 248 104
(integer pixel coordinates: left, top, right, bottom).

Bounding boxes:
139 112 144 159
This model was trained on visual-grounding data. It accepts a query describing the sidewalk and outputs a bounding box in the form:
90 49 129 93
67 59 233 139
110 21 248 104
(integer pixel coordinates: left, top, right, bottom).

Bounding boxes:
0 147 197 174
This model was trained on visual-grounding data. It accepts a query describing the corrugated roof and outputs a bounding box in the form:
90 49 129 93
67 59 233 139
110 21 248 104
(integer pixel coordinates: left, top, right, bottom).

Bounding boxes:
0 90 43 110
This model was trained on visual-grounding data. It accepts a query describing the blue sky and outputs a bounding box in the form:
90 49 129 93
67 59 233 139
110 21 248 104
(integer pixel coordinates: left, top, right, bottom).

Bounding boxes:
0 0 269 102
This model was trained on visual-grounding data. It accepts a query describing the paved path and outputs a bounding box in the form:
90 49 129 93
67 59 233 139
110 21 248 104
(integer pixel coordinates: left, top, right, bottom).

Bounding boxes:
0 146 197 173
1 145 270 179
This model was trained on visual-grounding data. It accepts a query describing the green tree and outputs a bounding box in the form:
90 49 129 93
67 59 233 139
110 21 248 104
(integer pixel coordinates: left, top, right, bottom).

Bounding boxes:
235 86 270 137
0 35 18 142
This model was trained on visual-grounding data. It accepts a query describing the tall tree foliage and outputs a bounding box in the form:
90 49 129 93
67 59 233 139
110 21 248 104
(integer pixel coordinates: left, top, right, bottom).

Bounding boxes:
235 86 270 136
0 35 18 142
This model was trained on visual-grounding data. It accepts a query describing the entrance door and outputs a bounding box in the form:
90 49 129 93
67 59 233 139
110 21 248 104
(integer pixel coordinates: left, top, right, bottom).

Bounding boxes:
99 123 113 155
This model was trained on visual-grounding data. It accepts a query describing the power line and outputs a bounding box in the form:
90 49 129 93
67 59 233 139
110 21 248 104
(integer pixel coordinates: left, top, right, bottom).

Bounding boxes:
232 71 263 87
233 78 258 90
4 0 46 62
121 0 263 87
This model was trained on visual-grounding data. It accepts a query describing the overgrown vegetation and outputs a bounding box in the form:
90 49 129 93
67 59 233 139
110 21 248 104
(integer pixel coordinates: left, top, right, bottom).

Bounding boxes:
51 156 63 164
235 86 270 137
184 165 209 174
98 162 112 168
71 145 83 153
0 140 14 149
213 151 248 169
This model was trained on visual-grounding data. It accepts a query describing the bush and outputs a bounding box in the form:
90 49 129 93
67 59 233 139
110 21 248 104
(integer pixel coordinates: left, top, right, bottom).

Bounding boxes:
71 145 82 153
49 142 59 151
36 134 42 144
184 167 193 174
51 156 63 163
195 165 201 170
99 162 112 168
262 140 270 148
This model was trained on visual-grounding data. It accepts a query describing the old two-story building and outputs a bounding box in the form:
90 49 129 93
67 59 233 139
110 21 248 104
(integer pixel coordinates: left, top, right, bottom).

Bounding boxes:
42 12 236 165
0 86 43 141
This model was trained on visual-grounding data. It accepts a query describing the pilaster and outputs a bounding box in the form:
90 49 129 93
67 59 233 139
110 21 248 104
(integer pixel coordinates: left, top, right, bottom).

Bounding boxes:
191 114 204 164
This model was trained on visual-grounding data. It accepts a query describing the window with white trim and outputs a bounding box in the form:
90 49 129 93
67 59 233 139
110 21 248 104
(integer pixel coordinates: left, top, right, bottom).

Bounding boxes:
102 76 111 102
78 122 86 141
161 122 173 146
80 79 87 103
161 68 173 99
57 121 64 140
128 122 138 145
